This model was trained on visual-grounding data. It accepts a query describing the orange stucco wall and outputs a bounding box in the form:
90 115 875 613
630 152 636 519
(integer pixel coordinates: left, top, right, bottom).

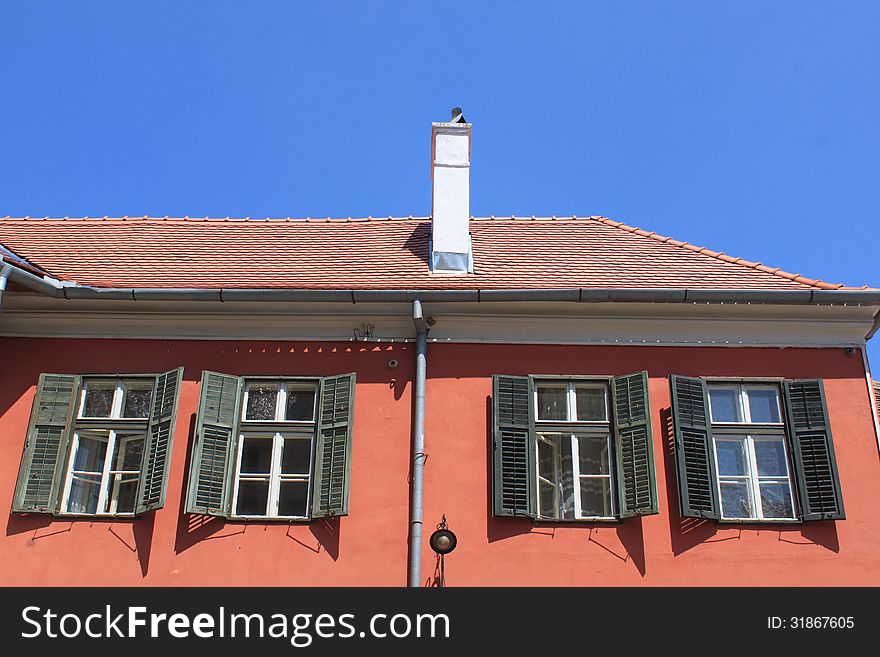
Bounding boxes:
1 337 878 586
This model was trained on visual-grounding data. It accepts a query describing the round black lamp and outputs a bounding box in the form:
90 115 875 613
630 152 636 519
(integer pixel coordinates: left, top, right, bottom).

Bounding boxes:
429 515 457 555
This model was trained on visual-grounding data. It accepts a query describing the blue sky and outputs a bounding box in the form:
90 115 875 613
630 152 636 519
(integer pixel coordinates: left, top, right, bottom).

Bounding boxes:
1 2 878 363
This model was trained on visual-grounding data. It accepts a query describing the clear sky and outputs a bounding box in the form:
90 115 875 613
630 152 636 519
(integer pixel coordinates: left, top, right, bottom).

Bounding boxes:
1 2 878 364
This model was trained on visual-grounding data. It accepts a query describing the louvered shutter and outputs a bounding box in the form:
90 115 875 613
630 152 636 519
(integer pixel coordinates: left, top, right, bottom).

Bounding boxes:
874 382 880 421
492 375 536 518
12 374 80 513
311 373 356 518
185 371 243 516
783 379 845 521
670 375 719 519
136 368 183 514
612 371 658 517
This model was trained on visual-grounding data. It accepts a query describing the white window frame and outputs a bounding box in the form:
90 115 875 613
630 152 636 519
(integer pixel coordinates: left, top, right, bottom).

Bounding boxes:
708 383 784 425
60 378 151 516
713 434 797 521
231 380 318 520
241 381 317 424
534 381 609 423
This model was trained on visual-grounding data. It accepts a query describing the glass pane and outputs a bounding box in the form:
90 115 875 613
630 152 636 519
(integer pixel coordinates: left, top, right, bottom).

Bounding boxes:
715 439 747 476
708 387 741 423
107 475 139 514
122 383 153 419
719 481 754 519
72 433 108 473
281 438 312 474
82 382 115 418
577 434 610 475
538 480 557 519
537 436 558 485
245 384 279 420
579 478 614 517
557 438 576 520
536 386 568 421
759 483 794 519
754 439 788 477
278 480 310 517
746 388 781 423
235 480 270 515
112 434 145 471
67 474 101 514
240 436 273 474
285 387 316 421
575 386 606 421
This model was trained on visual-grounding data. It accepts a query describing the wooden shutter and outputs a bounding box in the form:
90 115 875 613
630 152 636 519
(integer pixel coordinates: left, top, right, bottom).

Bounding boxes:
136 367 184 514
783 379 845 521
492 375 536 518
12 374 80 513
185 371 243 516
612 371 658 517
311 373 356 518
670 375 719 519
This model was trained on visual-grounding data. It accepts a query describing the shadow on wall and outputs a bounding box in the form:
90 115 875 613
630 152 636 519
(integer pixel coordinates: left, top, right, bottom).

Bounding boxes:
659 407 840 556
173 413 342 562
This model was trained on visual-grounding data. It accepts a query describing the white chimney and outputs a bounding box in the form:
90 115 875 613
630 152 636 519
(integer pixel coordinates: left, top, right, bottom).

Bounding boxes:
430 107 472 273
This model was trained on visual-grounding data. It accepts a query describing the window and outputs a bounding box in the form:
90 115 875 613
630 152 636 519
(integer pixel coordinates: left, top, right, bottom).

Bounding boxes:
492 373 658 521
185 371 356 521
671 375 845 523
12 370 183 516
534 382 614 520
708 383 793 521
232 381 318 519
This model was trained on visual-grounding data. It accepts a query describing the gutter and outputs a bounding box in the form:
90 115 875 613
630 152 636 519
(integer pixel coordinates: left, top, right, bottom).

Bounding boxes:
0 263 13 309
409 300 429 587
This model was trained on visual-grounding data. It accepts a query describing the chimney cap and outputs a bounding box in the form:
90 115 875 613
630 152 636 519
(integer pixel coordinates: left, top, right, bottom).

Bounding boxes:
450 107 466 123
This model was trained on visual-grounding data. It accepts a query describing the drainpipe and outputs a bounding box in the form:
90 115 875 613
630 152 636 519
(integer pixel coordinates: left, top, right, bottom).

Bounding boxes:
409 299 428 587
0 263 13 309
861 347 880 459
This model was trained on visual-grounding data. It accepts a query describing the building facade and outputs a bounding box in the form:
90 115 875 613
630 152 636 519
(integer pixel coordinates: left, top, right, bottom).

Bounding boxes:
1 113 879 586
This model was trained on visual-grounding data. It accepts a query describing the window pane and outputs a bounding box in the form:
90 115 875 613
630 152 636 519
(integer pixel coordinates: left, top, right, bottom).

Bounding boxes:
245 384 279 420
111 434 145 472
240 436 273 474
82 383 115 418
122 383 153 419
759 483 794 519
285 387 316 421
278 480 310 517
577 434 610 475
67 474 102 514
579 478 614 517
746 388 781 423
715 439 747 476
235 480 270 515
708 387 741 423
536 386 568 421
536 433 575 519
575 386 606 421
754 439 788 477
538 480 557 519
719 481 754 519
72 433 108 473
107 475 139 514
281 438 312 474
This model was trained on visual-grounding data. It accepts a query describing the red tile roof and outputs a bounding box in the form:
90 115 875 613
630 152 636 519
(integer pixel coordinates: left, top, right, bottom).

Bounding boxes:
0 216 863 291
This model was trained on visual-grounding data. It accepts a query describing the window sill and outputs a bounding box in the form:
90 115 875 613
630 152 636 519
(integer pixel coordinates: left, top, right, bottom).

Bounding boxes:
533 517 622 526
716 518 801 525
227 515 312 524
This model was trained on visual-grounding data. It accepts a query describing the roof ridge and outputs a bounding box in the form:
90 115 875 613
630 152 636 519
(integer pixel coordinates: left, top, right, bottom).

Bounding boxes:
591 216 847 291
0 215 431 223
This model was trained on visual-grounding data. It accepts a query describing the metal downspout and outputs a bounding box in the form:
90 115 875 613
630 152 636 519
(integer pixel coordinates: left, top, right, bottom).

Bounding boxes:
409 299 428 587
861 347 880 459
0 263 13 309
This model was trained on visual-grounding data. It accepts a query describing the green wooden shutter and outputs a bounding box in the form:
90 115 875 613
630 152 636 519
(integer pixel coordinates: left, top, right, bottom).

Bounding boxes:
185 371 243 516
670 375 719 519
311 373 356 518
783 379 845 521
136 367 184 514
12 374 80 513
612 371 658 517
492 374 536 518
